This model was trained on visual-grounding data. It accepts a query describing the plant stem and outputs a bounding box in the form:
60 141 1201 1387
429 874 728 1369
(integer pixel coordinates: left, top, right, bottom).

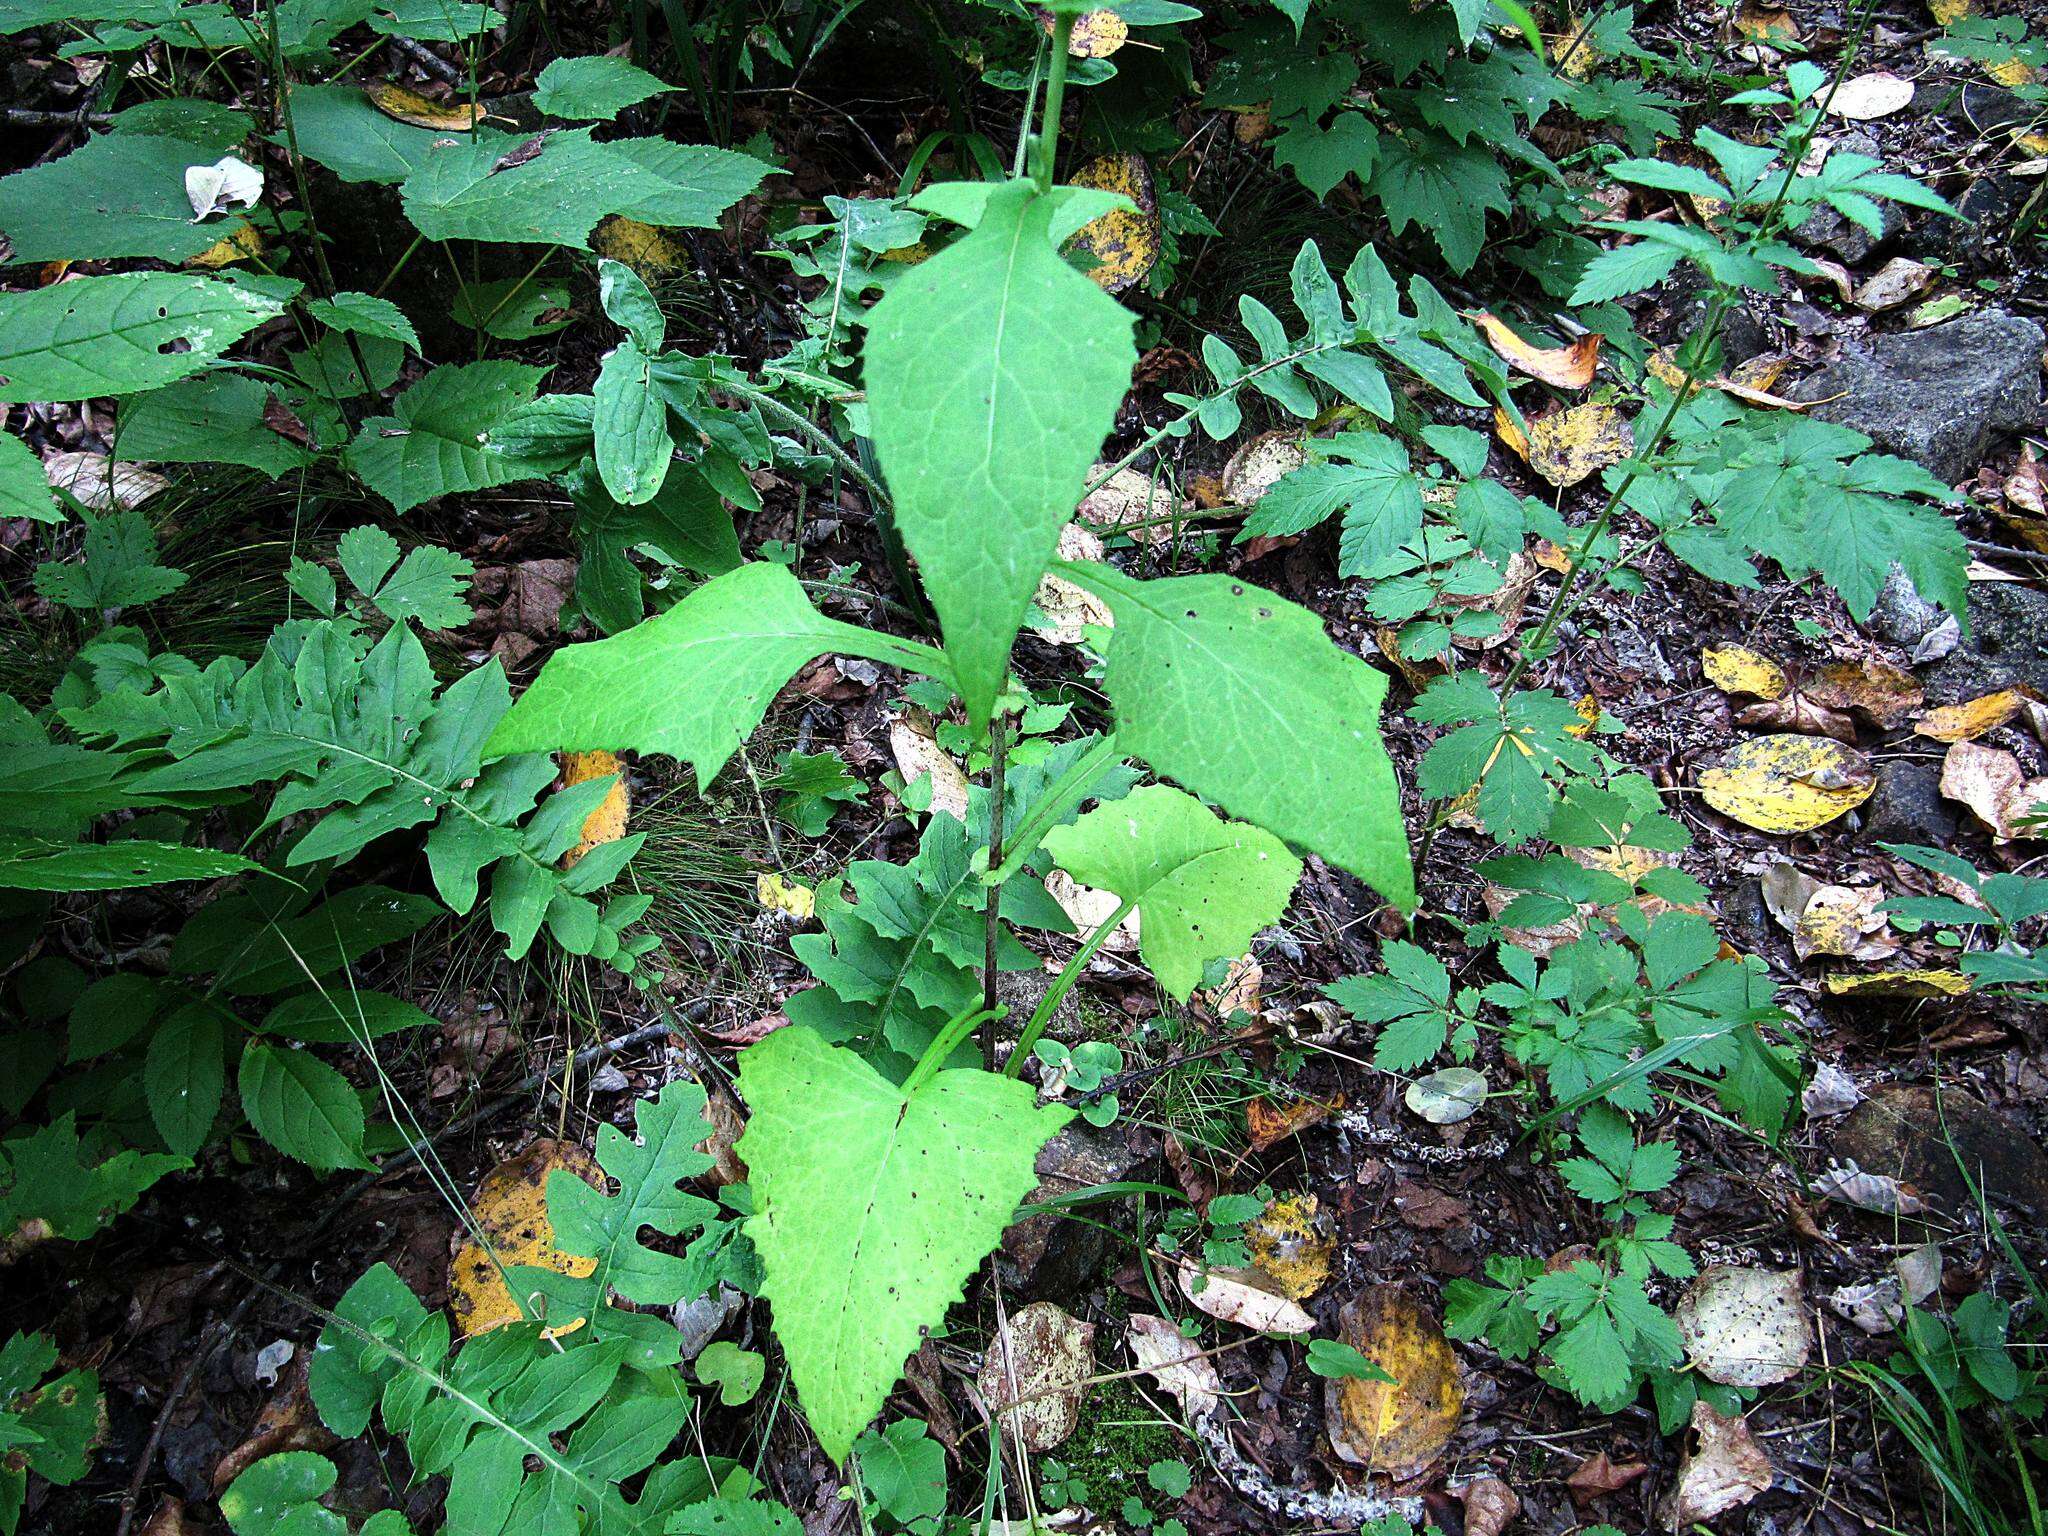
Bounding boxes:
983 731 1119 887
907 1004 1001 1097
719 377 892 511
982 713 1010 1069
1031 12 1075 192
1006 895 1137 1075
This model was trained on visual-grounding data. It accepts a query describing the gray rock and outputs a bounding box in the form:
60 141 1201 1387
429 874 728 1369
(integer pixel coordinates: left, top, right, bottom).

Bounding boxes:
1923 582 2048 704
999 1122 1157 1297
1796 202 1903 266
1862 761 1958 846
1831 1085 2048 1219
1796 133 1901 264
1789 313 2044 484
1870 564 1944 647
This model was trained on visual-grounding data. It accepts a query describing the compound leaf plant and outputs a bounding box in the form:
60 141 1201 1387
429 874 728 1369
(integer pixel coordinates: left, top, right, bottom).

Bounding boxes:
484 3 1413 1457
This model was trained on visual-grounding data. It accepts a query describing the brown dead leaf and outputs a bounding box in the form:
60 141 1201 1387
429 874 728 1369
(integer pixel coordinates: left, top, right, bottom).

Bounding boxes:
1854 257 1937 312
365 80 485 130
1915 688 2039 742
592 217 689 278
45 452 167 511
889 715 970 819
979 1301 1096 1453
1567 1451 1649 1506
1822 969 1972 1000
1244 1193 1333 1301
1127 1313 1221 1418
1325 1285 1464 1479
1176 1258 1313 1333
1732 0 1799 40
1390 1179 1473 1231
1676 1267 1811 1387
1940 738 2048 840
1066 154 1159 293
1468 311 1601 388
448 1139 603 1337
1035 522 1115 644
1665 1403 1774 1530
1796 883 1896 961
1828 72 1916 118
1203 953 1261 1018
212 1355 334 1489
1221 431 1308 507
1458 1477 1522 1536
1698 734 1875 832
1735 691 1860 744
1807 657 1923 727
1045 869 1141 953
1081 462 1194 544
558 749 629 868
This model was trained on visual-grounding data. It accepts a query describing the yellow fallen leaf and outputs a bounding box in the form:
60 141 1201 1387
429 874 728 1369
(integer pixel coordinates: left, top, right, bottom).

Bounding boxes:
756 872 815 920
1697 734 1875 832
1467 311 1601 389
1702 643 1789 701
1928 0 1970 22
1062 8 1128 56
1914 688 2037 742
1793 883 1896 961
1513 401 1632 488
1566 692 1602 738
1732 0 1799 40
592 217 689 278
1493 406 1532 463
185 221 263 269
1065 153 1161 294
449 1138 603 1337
1176 1258 1313 1334
1325 1285 1464 1479
559 750 629 868
365 80 485 130
1823 970 1971 999
1245 1194 1332 1301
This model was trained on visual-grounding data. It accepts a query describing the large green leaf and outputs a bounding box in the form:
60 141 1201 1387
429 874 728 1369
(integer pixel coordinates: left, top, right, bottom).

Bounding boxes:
735 1026 1070 1461
1041 784 1301 1000
862 178 1136 727
1057 562 1414 910
144 1000 227 1156
530 1080 719 1314
485 562 947 789
284 84 443 184
604 139 776 228
592 339 671 505
119 373 314 478
531 56 672 120
0 273 286 403
0 133 250 264
345 362 553 514
399 129 668 248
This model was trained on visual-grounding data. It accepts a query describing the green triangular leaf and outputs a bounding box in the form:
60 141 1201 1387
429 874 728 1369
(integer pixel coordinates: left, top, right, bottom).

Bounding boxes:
1041 784 1301 999
863 177 1136 728
735 1026 1070 1461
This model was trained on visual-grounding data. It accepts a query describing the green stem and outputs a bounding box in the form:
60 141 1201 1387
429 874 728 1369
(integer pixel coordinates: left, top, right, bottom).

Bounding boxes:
1031 12 1075 192
981 713 1010 1069
905 1004 1003 1096
719 377 891 511
1006 895 1137 1076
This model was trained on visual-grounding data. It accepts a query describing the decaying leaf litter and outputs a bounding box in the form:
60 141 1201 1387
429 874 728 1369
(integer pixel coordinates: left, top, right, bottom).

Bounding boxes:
4 0 2048 1534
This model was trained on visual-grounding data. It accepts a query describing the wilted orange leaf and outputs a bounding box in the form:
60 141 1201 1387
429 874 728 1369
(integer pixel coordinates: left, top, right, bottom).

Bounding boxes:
365 80 485 130
449 1139 602 1337
1468 312 1601 389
